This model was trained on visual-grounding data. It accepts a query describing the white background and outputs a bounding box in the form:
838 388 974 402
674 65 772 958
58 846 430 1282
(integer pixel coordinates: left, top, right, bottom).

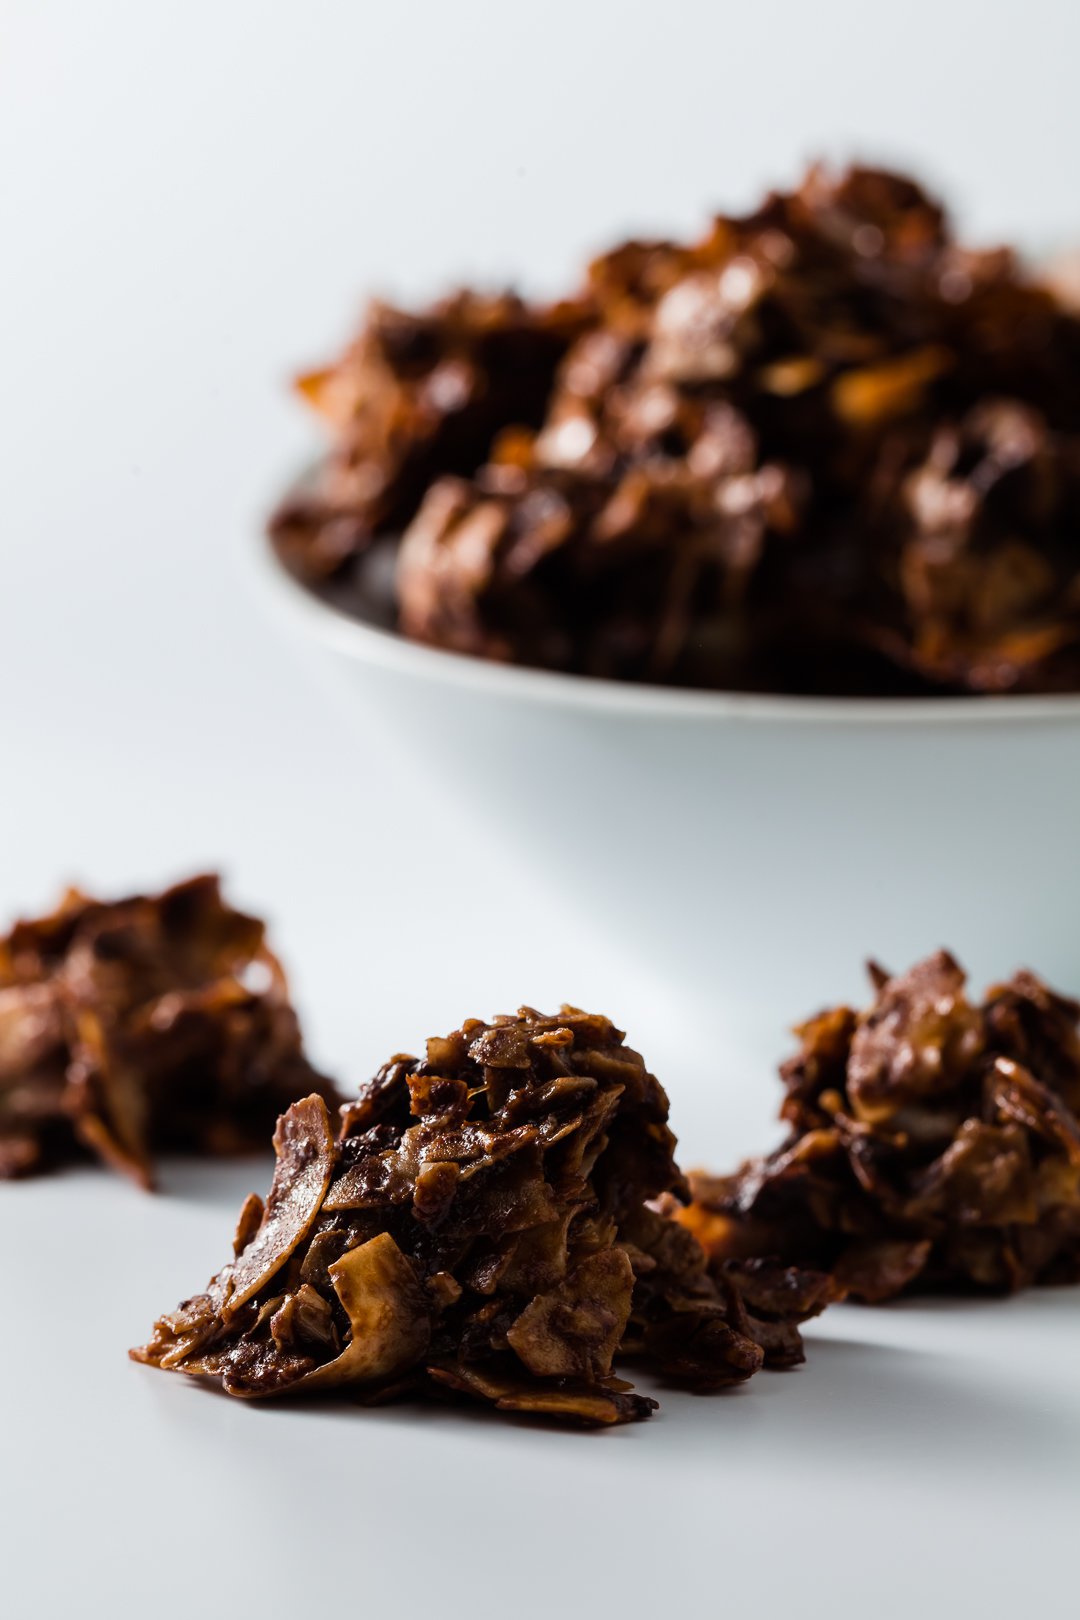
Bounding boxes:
2 6 1078 1618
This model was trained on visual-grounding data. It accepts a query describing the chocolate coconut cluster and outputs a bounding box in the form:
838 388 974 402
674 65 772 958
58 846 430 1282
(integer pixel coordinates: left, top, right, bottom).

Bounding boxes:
133 1006 829 1424
271 292 587 580
681 952 1080 1299
0 875 337 1185
272 165 1080 695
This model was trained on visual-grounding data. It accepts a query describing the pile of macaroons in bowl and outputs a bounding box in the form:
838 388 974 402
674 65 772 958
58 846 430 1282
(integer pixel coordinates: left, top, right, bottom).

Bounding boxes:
271 164 1080 698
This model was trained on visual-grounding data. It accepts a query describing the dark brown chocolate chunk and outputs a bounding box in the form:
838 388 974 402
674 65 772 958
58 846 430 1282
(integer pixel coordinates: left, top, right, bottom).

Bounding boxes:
681 952 1080 1299
880 401 1080 691
132 1006 825 1425
395 422 801 686
271 163 1080 695
0 874 339 1186
269 292 588 580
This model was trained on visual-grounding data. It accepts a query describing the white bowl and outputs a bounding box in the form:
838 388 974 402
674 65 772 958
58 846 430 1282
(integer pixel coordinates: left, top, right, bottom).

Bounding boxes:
253 530 1080 1039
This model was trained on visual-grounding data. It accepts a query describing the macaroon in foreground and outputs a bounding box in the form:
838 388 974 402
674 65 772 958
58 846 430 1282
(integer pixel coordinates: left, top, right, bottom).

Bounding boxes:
133 1006 831 1425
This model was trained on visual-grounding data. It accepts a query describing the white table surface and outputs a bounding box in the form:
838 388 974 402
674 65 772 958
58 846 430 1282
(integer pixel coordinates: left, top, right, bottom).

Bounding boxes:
2 6 1078 1616
3 1158 1077 1620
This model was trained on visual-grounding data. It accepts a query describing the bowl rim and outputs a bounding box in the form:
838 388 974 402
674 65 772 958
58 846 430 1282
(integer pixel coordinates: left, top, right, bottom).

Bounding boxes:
252 529 1080 727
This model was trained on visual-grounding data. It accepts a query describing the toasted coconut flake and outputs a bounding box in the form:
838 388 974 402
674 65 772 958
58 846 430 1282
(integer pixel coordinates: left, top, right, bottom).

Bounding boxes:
294 1234 431 1391
222 1096 336 1314
506 1248 633 1380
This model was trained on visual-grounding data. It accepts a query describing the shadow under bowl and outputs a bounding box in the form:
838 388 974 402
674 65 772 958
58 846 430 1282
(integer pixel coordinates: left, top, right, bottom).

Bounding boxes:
251 526 1080 1035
